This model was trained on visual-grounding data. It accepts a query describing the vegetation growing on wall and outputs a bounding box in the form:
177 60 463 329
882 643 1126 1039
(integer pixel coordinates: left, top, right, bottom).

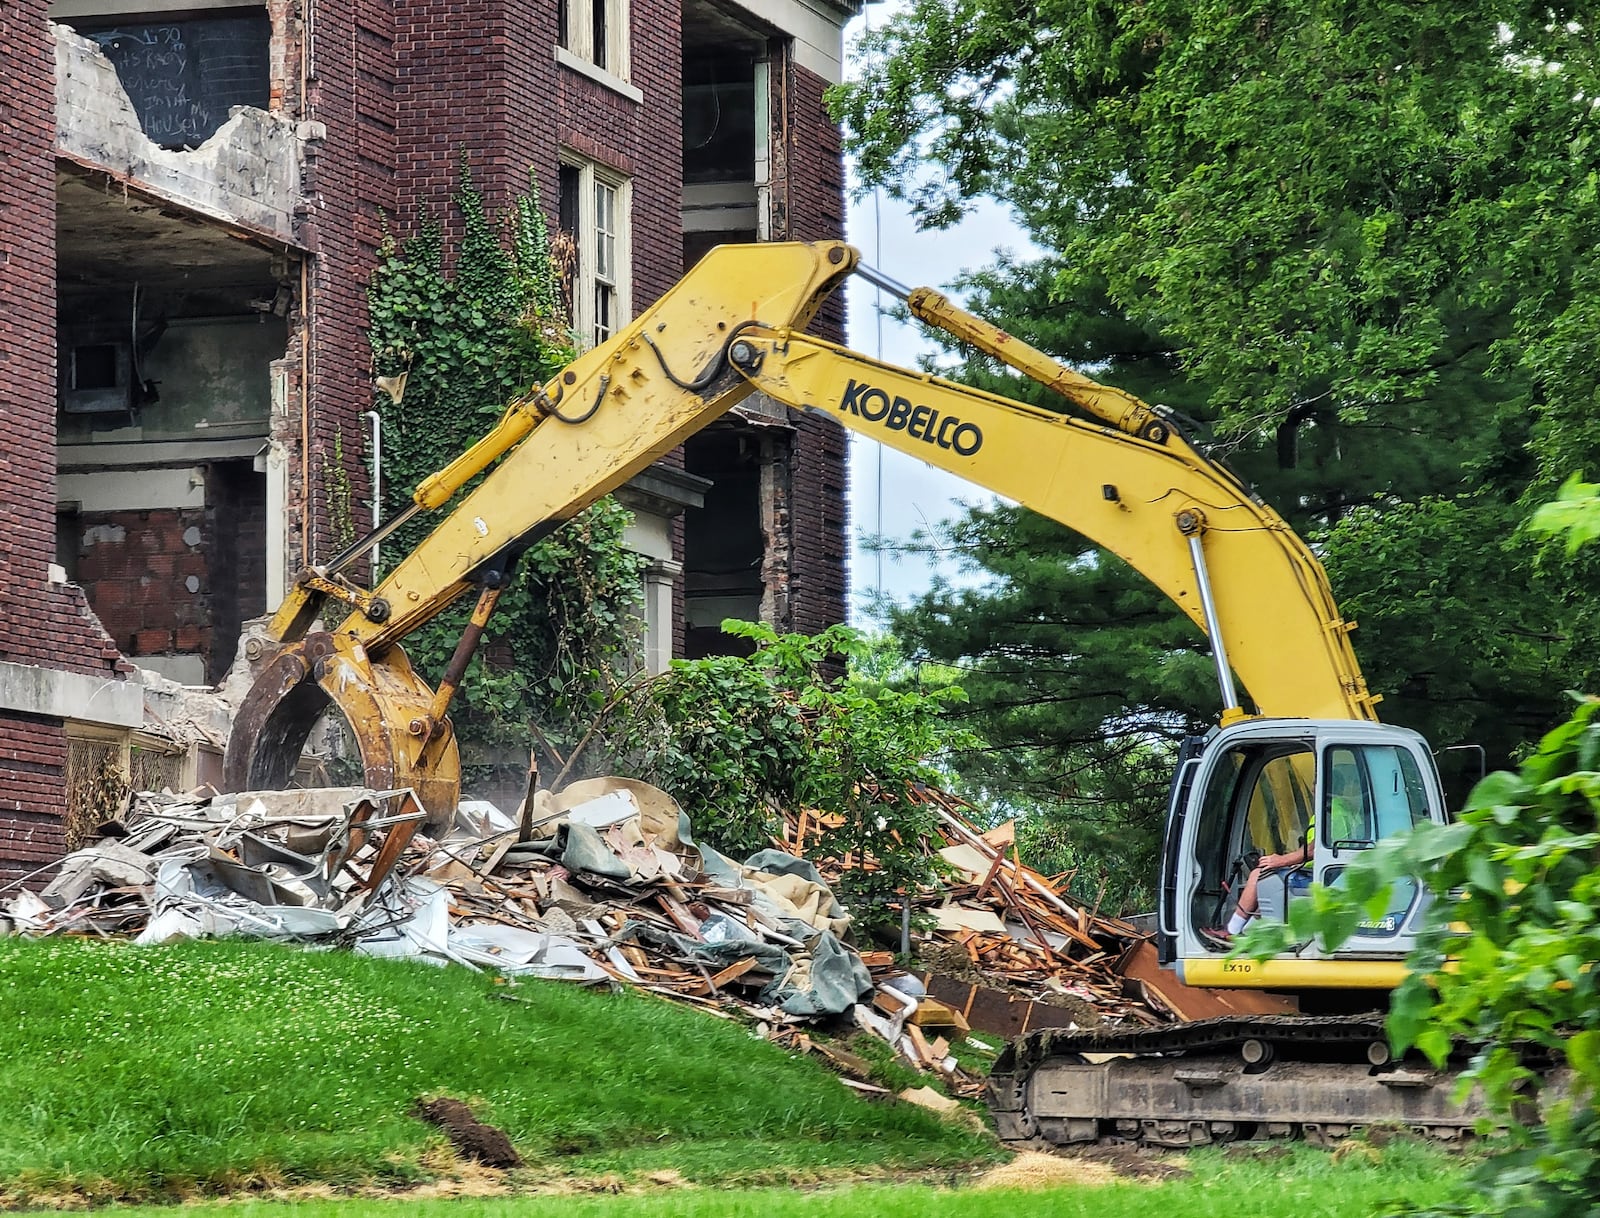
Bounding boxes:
365 162 644 778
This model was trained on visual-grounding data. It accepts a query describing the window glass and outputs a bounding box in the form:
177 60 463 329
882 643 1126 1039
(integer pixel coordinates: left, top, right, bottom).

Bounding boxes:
1244 749 1315 855
1322 744 1431 846
558 160 627 348
591 0 608 71
558 0 623 75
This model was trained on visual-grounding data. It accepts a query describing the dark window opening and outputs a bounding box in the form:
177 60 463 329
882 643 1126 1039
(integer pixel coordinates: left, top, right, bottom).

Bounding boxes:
683 49 757 185
591 0 608 71
72 345 121 390
56 508 82 584
683 428 765 660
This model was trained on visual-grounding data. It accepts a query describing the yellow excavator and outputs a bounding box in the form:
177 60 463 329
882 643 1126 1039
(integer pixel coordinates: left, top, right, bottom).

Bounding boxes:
225 240 1471 1147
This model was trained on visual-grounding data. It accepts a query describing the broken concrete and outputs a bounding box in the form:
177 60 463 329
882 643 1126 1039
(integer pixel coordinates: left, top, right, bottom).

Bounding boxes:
54 23 301 244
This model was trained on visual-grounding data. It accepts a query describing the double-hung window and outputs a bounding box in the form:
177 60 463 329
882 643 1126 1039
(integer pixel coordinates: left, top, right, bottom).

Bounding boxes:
559 158 631 348
558 0 627 79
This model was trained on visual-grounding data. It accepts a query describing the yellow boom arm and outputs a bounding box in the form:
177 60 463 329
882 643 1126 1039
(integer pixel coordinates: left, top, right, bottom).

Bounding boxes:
725 325 1377 724
225 241 1377 818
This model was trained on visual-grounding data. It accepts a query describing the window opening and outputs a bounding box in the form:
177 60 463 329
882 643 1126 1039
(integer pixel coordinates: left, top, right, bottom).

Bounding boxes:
558 0 625 77
557 157 629 349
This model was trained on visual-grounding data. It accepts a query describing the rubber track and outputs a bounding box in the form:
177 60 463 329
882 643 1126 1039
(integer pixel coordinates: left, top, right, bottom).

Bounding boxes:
993 1013 1389 1074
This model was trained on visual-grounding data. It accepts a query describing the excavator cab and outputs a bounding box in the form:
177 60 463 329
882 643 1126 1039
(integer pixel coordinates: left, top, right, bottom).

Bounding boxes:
1161 718 1447 991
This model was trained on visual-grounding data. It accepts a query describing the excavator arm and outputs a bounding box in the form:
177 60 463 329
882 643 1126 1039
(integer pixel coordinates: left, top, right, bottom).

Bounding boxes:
224 241 859 812
225 241 1376 819
722 325 1377 724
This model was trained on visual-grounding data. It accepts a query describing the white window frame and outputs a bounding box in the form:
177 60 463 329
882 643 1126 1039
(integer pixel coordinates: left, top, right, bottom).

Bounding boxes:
560 156 632 350
558 0 629 80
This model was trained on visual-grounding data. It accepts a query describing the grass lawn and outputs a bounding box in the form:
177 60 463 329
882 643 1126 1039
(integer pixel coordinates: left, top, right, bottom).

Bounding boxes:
94 1141 1467 1217
0 938 993 1204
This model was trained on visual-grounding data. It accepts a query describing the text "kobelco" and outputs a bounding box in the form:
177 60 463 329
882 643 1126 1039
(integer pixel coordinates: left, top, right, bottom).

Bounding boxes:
837 380 984 456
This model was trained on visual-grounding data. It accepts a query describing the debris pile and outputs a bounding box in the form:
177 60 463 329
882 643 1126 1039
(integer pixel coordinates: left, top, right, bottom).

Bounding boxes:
2 780 873 1020
4 776 1226 1093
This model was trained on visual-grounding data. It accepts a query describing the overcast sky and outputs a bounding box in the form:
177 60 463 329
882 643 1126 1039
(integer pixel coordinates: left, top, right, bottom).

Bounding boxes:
841 196 1036 623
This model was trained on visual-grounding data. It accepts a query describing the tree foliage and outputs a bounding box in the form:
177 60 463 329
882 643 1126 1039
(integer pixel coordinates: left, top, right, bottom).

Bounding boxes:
836 4 1599 888
365 163 645 776
837 1 1600 481
1239 490 1600 1214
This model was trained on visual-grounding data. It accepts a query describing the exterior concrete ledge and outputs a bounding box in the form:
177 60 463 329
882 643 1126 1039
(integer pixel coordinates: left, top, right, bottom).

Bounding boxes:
554 46 645 104
54 23 301 245
617 463 712 520
0 659 143 729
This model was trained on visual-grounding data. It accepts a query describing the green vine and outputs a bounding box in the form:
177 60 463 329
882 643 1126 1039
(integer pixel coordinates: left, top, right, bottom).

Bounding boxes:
365 158 644 781
321 428 358 552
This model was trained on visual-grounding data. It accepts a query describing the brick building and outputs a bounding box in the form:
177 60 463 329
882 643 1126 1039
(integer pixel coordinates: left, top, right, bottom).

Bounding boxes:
0 0 859 881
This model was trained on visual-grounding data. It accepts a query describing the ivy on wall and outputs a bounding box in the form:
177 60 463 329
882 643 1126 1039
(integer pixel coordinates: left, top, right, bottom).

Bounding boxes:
365 161 645 780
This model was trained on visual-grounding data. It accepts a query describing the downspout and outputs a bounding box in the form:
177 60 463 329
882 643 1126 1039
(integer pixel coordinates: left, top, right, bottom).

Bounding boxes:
363 408 382 576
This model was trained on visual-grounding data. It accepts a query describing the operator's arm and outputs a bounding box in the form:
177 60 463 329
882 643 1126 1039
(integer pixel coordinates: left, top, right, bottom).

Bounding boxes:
1259 845 1310 871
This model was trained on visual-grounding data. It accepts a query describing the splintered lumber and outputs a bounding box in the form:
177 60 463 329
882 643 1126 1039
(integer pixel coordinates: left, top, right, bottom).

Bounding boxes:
708 956 762 989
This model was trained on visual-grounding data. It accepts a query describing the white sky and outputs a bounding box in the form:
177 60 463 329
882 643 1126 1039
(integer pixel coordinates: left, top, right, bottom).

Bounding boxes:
842 195 1037 623
838 2 1038 623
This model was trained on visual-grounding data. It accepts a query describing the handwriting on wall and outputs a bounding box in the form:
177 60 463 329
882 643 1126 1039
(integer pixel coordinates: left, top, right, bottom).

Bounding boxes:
78 12 271 149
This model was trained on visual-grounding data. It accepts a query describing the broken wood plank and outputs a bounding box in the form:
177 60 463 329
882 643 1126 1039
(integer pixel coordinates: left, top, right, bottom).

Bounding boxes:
707 956 761 989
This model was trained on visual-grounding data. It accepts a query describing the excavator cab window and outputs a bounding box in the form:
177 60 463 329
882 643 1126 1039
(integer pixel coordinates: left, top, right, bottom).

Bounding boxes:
1188 741 1314 947
1315 743 1433 941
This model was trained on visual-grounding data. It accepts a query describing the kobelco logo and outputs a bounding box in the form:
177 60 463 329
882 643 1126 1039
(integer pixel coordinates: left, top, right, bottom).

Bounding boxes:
837 379 984 456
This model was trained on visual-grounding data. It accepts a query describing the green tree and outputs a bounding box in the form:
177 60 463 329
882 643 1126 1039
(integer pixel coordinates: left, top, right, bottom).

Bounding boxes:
1236 484 1600 1214
591 622 974 933
836 1 1599 482
837 4 1599 886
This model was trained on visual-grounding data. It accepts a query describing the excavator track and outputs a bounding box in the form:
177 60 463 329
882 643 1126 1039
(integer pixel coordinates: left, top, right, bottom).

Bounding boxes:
985 1015 1489 1149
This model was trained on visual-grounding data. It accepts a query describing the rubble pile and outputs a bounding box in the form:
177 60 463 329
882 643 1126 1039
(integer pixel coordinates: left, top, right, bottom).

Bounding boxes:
781 784 1165 1034
2 776 1199 1093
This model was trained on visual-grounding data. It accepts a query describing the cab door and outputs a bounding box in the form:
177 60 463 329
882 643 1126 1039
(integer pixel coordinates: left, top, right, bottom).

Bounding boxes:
1313 736 1440 953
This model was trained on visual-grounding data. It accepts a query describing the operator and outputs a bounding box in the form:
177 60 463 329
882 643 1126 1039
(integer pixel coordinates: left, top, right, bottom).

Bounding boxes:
1223 835 1310 938
1225 774 1364 937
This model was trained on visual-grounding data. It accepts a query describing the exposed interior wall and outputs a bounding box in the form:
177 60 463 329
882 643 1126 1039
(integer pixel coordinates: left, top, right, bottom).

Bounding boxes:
50 0 294 686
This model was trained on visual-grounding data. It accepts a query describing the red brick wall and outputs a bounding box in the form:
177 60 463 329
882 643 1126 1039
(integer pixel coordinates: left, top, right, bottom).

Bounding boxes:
0 714 69 887
556 0 684 311
75 509 209 661
291 0 398 565
393 0 559 230
0 0 129 681
781 62 849 635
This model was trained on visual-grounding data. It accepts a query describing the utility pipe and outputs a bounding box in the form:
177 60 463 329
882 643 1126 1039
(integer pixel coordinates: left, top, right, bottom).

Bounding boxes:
363 408 381 576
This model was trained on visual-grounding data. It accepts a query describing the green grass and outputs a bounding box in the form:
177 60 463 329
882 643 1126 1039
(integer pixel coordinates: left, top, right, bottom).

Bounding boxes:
0 938 994 1202
93 1141 1468 1217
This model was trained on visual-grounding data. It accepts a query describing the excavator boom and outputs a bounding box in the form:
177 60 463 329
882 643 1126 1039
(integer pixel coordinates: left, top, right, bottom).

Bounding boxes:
725 326 1377 723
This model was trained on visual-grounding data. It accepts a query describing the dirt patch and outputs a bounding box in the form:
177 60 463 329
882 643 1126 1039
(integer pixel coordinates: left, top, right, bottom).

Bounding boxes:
414 1097 522 1168
1073 1144 1189 1181
972 1151 1121 1190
